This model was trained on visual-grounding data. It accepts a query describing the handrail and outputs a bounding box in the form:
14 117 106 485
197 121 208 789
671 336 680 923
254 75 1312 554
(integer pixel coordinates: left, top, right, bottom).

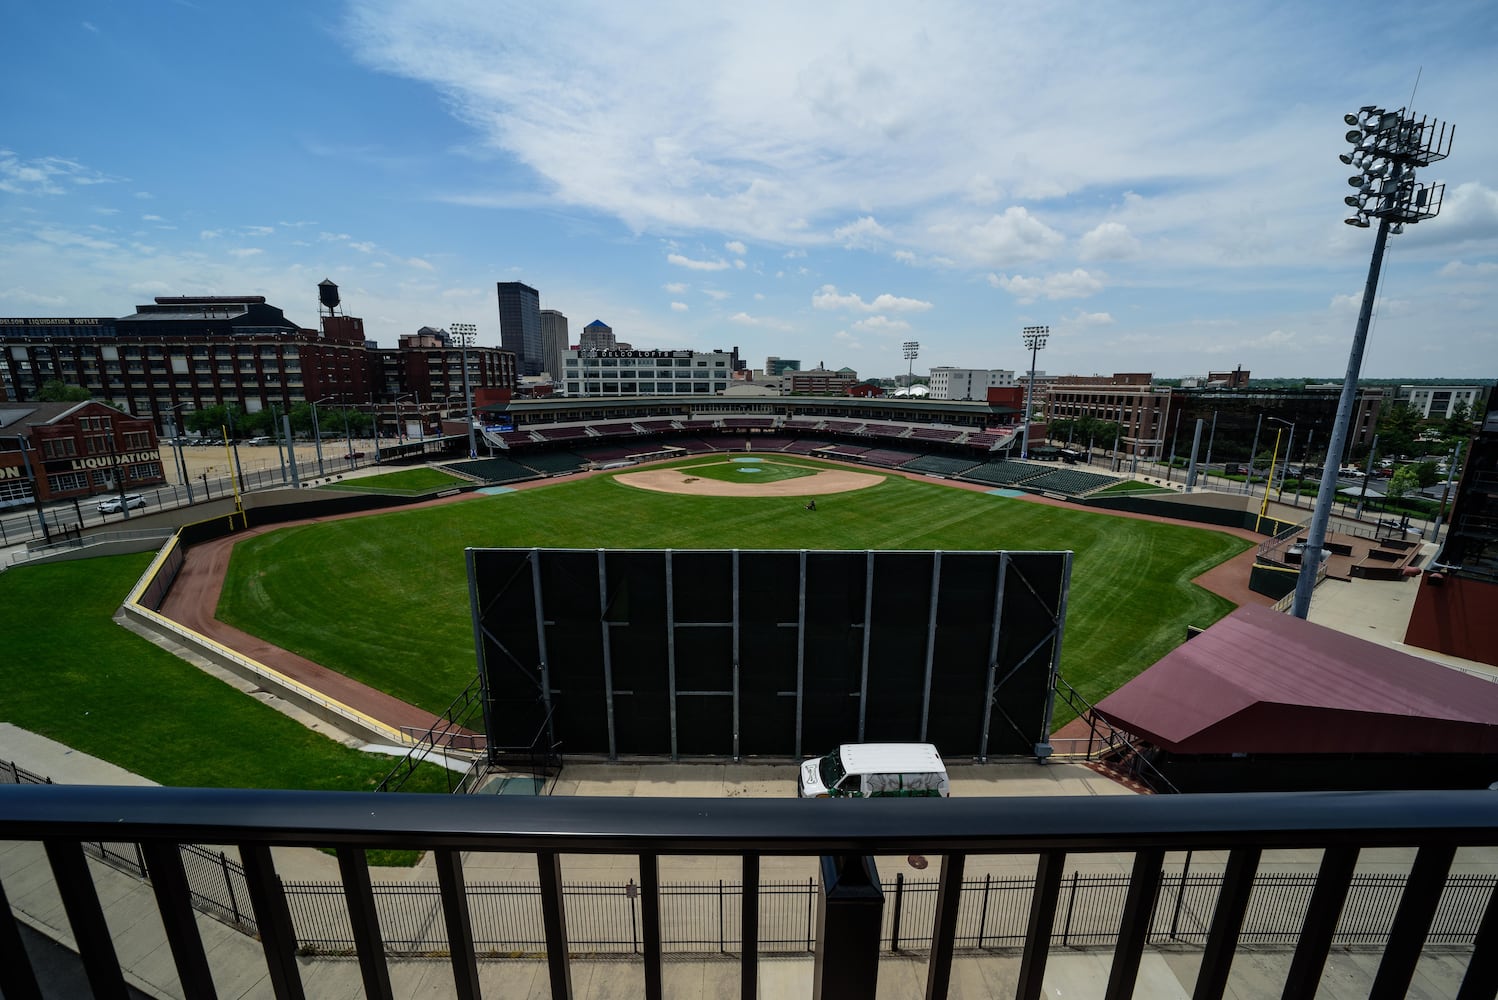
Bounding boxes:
6 785 1498 853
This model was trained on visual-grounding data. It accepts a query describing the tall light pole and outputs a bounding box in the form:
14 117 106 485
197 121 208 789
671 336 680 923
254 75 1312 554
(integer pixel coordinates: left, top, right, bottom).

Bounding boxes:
451 322 480 460
165 401 195 503
1020 326 1048 459
1293 105 1451 620
901 341 920 392
1268 417 1295 502
310 396 334 477
393 393 414 453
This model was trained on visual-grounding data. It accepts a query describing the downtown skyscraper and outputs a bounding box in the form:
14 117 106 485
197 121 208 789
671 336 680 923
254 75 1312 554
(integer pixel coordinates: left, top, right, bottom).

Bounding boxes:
496 281 542 376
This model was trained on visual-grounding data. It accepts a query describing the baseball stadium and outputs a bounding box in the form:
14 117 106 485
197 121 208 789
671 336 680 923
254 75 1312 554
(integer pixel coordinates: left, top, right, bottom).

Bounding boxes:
3 414 1495 998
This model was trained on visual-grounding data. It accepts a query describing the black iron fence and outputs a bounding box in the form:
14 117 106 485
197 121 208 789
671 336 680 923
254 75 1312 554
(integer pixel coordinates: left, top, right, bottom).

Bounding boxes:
7 785 1498 1000
74 834 1498 958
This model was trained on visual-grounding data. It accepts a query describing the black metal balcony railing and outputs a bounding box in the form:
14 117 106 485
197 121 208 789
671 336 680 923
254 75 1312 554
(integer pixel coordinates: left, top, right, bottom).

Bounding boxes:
3 785 1498 1000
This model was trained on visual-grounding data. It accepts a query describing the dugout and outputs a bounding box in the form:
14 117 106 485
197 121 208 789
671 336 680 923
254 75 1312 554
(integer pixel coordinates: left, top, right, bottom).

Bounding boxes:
468 548 1072 763
1094 604 1498 792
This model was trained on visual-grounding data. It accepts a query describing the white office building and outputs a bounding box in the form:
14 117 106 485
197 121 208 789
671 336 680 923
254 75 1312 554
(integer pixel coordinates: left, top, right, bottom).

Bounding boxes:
1396 385 1487 420
563 348 737 396
928 367 1017 401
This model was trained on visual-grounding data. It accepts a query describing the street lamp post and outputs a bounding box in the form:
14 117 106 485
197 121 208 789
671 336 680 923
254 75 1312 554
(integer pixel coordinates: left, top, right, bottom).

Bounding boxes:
901 341 920 392
1292 105 1451 620
1020 326 1048 459
451 322 480 460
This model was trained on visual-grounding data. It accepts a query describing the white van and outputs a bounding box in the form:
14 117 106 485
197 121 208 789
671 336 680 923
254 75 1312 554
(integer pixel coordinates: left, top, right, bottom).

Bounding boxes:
797 743 949 798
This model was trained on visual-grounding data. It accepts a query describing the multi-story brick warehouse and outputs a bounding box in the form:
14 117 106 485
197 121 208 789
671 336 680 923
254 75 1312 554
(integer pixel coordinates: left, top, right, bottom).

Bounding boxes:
0 400 163 507
0 287 516 433
1044 373 1384 465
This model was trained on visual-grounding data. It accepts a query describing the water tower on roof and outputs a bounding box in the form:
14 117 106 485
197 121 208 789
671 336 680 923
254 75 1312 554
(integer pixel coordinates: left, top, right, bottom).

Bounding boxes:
318 279 341 318
316 278 366 345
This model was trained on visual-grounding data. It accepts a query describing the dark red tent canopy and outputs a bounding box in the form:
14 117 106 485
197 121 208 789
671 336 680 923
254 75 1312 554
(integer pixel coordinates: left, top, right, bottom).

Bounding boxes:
1094 604 1498 755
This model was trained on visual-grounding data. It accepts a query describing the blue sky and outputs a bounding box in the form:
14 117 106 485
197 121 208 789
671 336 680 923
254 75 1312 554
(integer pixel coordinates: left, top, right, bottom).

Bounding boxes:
3 1 1496 381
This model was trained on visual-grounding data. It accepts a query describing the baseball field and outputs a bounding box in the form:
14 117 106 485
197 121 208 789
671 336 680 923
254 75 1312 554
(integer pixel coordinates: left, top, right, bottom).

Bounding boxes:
216 456 1250 726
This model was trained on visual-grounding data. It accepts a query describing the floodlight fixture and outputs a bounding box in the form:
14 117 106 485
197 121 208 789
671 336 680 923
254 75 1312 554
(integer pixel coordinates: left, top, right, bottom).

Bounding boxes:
1018 325 1049 460
1296 104 1453 623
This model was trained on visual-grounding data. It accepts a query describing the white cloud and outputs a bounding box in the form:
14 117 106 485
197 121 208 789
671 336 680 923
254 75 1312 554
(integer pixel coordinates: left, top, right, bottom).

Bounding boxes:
1065 310 1114 326
729 311 793 330
812 284 932 313
662 281 688 293
349 241 378 253
832 216 891 249
703 289 731 301
1078 221 1140 261
852 315 910 333
0 151 120 195
243 225 275 237
1439 260 1498 277
724 240 746 255
988 269 1102 303
932 207 1064 267
832 331 863 349
670 301 688 311
407 257 435 270
228 248 263 258
200 229 222 240
667 252 729 271
142 214 163 222
734 258 746 269
0 287 67 307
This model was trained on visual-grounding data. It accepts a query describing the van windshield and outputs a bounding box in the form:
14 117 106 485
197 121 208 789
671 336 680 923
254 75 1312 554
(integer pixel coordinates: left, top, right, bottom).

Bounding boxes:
817 752 847 790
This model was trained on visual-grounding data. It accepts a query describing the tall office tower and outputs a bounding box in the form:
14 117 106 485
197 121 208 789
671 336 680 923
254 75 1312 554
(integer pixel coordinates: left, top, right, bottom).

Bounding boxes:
539 309 568 379
496 281 542 376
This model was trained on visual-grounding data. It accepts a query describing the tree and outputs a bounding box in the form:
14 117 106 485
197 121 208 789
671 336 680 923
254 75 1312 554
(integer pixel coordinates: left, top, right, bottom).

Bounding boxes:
1386 465 1419 500
183 403 248 437
1375 403 1421 459
1443 399 1474 443
1413 460 1440 489
36 379 91 402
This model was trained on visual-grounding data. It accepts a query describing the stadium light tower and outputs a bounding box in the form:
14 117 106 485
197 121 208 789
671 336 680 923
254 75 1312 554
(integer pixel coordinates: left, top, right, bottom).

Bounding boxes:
1020 326 1049 459
1292 105 1451 621
902 341 920 391
451 321 480 460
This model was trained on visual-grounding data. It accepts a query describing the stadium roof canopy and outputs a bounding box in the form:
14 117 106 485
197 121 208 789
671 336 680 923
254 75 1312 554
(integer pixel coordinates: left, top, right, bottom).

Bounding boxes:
1094 604 1498 756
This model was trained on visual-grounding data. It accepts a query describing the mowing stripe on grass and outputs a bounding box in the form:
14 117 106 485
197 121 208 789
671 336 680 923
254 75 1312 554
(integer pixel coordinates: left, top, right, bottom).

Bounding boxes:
217 458 1249 728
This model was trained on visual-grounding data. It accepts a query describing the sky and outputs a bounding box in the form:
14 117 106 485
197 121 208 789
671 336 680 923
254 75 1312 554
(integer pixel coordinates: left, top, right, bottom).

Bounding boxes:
3 2 1496 381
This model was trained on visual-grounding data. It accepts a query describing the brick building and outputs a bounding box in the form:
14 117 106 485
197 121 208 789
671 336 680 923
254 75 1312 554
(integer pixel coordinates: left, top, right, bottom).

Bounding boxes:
0 400 163 507
0 286 516 435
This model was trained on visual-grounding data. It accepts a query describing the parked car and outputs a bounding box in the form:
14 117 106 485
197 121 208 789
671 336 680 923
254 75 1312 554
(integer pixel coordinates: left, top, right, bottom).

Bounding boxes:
97 494 146 514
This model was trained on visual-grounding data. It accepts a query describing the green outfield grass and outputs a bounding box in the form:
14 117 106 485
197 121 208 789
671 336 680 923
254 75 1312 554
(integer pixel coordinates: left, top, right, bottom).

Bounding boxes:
680 456 821 484
316 467 468 494
0 554 453 797
218 458 1250 726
